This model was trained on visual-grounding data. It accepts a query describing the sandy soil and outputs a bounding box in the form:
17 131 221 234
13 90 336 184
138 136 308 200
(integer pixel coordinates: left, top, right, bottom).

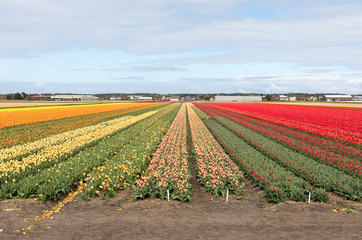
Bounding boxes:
1 179 361 240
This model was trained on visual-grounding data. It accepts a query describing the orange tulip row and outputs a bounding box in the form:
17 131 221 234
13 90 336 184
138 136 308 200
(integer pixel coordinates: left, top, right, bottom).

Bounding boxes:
0 102 165 129
0 103 165 149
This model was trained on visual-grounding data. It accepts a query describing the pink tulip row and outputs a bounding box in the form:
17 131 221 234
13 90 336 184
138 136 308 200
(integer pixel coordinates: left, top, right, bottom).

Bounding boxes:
134 104 192 201
187 104 244 199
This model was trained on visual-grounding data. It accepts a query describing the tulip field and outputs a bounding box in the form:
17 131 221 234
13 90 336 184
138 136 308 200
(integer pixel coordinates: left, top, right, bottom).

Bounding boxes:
0 101 361 204
193 102 361 202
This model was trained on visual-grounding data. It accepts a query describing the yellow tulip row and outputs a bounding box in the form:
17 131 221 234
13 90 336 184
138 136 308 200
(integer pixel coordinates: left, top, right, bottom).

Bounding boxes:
0 111 158 175
0 115 138 162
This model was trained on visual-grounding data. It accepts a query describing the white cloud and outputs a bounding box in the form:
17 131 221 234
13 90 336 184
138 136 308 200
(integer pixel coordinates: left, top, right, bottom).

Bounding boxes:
1 0 362 93
131 66 187 72
264 83 288 94
1 1 362 57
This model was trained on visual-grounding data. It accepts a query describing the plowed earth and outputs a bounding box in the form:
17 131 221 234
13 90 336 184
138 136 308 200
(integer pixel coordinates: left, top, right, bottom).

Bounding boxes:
1 178 361 240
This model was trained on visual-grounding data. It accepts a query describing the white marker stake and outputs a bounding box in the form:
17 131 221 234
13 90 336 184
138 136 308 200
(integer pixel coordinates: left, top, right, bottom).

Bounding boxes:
308 192 311 203
226 190 229 203
167 189 170 201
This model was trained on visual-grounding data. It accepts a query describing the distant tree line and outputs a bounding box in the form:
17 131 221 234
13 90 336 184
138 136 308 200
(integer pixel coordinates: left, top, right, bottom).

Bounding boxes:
6 92 31 100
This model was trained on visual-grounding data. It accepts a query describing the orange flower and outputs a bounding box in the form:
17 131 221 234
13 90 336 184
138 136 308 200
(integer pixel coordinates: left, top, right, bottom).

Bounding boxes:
0 102 165 129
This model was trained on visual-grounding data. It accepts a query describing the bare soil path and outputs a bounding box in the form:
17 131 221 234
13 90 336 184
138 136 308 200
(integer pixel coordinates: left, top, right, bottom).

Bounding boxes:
1 180 361 240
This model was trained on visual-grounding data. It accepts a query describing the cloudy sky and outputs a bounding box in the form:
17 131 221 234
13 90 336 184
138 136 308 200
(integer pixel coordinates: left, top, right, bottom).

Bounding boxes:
1 0 362 94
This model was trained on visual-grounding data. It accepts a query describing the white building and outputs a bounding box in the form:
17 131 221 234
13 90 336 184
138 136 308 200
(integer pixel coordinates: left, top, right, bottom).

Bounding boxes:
278 95 296 101
170 96 180 101
129 95 142 100
278 95 288 101
139 96 153 101
110 97 123 100
324 95 352 102
129 96 153 101
51 95 98 101
161 96 169 101
214 96 262 102
352 96 362 101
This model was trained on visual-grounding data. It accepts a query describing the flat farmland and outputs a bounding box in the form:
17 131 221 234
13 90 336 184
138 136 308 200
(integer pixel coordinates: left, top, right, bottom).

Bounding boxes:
0 102 361 239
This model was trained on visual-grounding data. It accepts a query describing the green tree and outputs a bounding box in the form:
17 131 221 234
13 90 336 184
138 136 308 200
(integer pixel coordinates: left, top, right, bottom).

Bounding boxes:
204 94 210 101
14 92 22 100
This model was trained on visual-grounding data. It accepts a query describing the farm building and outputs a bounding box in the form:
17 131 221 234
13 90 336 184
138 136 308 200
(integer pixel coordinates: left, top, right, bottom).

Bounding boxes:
308 96 319 101
51 95 98 101
33 94 52 101
214 96 262 102
277 95 296 101
170 96 181 101
129 96 153 101
161 96 170 101
129 95 141 100
138 96 153 101
352 96 362 101
324 95 352 102
110 97 123 100
278 95 288 101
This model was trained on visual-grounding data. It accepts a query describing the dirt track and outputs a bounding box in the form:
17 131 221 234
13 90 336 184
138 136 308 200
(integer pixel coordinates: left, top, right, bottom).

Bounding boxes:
1 178 361 240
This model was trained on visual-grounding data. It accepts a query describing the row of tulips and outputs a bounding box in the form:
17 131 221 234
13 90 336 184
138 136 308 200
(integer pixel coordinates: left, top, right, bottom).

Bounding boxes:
0 102 165 149
187 103 244 199
0 104 179 200
200 104 361 159
0 111 158 185
192 107 329 203
133 104 192 202
196 104 361 177
210 114 362 201
0 115 142 162
81 104 181 201
202 103 362 146
0 102 166 129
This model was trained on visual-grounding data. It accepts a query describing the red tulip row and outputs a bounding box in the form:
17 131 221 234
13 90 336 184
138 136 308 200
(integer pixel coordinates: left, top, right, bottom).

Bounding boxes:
202 103 362 146
203 104 361 159
194 109 329 203
133 104 192 202
187 103 244 199
196 104 362 177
